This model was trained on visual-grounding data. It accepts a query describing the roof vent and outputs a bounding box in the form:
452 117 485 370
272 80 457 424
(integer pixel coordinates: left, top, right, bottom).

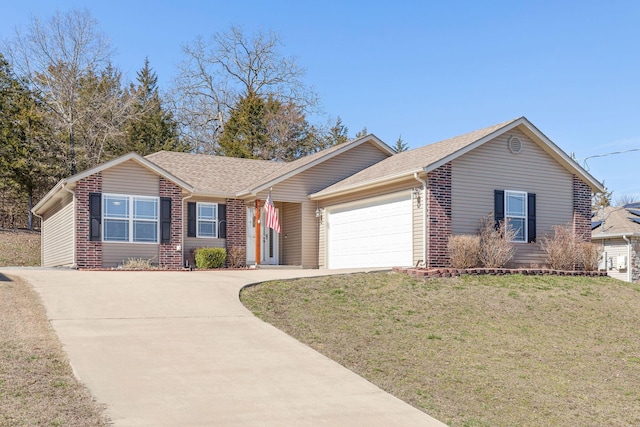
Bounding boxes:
508 136 522 154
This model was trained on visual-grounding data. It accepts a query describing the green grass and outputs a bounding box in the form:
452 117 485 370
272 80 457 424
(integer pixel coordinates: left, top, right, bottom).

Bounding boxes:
241 272 640 427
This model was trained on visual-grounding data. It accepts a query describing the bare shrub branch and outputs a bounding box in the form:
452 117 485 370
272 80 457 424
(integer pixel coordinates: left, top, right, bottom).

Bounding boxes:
448 235 480 268
478 213 516 268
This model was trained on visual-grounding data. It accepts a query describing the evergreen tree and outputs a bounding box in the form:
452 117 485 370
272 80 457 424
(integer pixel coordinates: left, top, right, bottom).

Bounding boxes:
125 58 184 156
218 91 268 158
319 116 349 149
0 54 58 228
355 127 368 138
394 134 409 153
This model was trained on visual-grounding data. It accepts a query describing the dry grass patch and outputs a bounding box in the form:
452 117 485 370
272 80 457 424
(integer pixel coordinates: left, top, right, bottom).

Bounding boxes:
0 229 40 267
241 272 640 427
0 274 109 426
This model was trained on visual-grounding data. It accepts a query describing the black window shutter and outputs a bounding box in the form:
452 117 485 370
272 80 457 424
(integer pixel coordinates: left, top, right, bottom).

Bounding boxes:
494 190 505 229
527 193 536 242
218 204 227 239
89 192 101 241
160 197 172 243
187 202 196 237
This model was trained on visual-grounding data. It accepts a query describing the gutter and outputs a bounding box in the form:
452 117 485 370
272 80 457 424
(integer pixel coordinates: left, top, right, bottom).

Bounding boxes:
61 183 77 268
32 210 44 266
413 172 428 267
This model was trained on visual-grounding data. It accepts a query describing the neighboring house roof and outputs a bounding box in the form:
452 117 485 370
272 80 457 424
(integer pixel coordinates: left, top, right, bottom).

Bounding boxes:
591 203 640 239
309 117 604 200
33 153 193 215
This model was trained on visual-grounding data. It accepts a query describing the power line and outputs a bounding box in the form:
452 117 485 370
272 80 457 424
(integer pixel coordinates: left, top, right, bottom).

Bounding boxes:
578 148 640 170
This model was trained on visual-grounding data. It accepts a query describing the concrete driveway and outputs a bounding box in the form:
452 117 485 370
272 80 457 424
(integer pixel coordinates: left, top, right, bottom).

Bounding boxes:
2 268 446 426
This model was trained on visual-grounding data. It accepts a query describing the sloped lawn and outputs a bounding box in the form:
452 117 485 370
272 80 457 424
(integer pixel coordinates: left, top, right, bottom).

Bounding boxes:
241 272 640 427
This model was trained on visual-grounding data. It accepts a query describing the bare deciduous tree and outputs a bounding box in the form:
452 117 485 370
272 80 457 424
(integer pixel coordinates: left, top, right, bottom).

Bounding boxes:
170 26 318 154
4 8 115 174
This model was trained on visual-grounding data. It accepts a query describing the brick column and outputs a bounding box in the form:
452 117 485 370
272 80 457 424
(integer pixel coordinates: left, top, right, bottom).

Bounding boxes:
76 173 102 269
159 177 183 269
427 163 452 268
226 199 246 249
573 175 591 241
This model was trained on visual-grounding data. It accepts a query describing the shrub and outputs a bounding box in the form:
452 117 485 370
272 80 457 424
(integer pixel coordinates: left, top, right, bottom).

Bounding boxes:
539 224 600 271
578 242 601 271
195 247 226 269
120 257 157 270
448 235 480 268
226 245 246 268
478 214 516 268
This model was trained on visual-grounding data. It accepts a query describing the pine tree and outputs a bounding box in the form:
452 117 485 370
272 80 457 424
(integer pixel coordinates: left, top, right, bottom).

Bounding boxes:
218 91 267 158
355 127 368 138
125 58 185 156
394 134 409 153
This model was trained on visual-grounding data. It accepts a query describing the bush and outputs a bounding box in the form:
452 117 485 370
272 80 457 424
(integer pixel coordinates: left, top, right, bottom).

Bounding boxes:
478 214 516 268
120 257 157 270
226 245 246 268
195 247 226 269
578 242 601 271
448 235 480 268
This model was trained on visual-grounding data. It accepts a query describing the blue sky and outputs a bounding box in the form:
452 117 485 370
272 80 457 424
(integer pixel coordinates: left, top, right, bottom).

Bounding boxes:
2 1 639 199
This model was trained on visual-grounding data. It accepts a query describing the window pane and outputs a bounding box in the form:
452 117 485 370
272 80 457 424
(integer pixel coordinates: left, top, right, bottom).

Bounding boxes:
198 203 216 221
104 196 129 218
506 193 525 216
134 198 157 220
508 218 525 242
134 221 157 242
198 221 215 237
104 219 129 241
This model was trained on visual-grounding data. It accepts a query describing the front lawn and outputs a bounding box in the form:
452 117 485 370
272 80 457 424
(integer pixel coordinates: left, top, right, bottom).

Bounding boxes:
241 272 640 427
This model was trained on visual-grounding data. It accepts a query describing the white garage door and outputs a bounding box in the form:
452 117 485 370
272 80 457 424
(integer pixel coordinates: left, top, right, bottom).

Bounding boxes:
327 192 413 269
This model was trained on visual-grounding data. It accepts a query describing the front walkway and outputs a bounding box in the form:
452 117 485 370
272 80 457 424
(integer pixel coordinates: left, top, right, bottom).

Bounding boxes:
1 268 446 427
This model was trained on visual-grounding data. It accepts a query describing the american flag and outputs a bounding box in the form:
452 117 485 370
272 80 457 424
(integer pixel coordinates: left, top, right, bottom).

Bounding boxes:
264 192 281 233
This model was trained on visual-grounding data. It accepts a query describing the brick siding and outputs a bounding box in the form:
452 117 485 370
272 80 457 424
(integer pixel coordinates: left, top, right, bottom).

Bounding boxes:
572 175 591 241
427 163 452 268
159 177 183 269
76 173 102 268
226 199 246 250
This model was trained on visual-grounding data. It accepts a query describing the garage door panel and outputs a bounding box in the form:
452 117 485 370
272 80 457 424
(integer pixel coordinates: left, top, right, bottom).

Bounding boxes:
327 194 412 269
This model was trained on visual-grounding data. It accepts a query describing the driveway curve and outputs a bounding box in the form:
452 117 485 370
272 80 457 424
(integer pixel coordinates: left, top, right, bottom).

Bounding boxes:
1 268 446 426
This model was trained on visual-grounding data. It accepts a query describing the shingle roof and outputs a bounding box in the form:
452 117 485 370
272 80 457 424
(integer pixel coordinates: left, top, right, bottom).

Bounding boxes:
592 204 640 237
146 151 285 197
310 118 520 198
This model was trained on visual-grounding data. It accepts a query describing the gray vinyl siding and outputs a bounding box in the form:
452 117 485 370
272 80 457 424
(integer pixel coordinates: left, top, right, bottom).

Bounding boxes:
596 238 639 282
257 141 390 267
451 128 573 265
41 192 74 267
102 243 159 267
102 160 159 195
282 203 302 266
183 196 226 261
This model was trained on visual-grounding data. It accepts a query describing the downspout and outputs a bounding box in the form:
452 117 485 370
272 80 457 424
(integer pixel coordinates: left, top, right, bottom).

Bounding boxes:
414 172 428 267
182 192 194 268
32 211 44 266
61 182 76 268
623 235 631 283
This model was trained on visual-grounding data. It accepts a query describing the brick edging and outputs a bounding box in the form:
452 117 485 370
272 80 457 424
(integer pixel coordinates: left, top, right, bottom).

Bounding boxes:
393 267 608 278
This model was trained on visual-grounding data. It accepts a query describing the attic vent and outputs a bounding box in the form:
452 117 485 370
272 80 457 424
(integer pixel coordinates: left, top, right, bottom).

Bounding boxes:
508 136 523 154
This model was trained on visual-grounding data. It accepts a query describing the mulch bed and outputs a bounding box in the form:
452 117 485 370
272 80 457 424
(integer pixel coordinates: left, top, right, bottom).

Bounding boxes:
394 266 608 278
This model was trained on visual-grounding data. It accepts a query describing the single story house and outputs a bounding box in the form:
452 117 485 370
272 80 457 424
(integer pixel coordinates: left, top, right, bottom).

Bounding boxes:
33 116 604 270
591 203 640 282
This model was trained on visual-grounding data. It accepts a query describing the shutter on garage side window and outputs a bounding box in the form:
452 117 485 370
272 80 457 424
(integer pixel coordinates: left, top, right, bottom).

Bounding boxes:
160 197 172 243
187 202 196 237
218 204 226 239
527 193 536 242
89 192 101 241
494 190 504 229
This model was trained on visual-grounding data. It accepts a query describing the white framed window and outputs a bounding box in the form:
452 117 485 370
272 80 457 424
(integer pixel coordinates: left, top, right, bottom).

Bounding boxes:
103 194 159 243
505 190 527 242
197 202 217 238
